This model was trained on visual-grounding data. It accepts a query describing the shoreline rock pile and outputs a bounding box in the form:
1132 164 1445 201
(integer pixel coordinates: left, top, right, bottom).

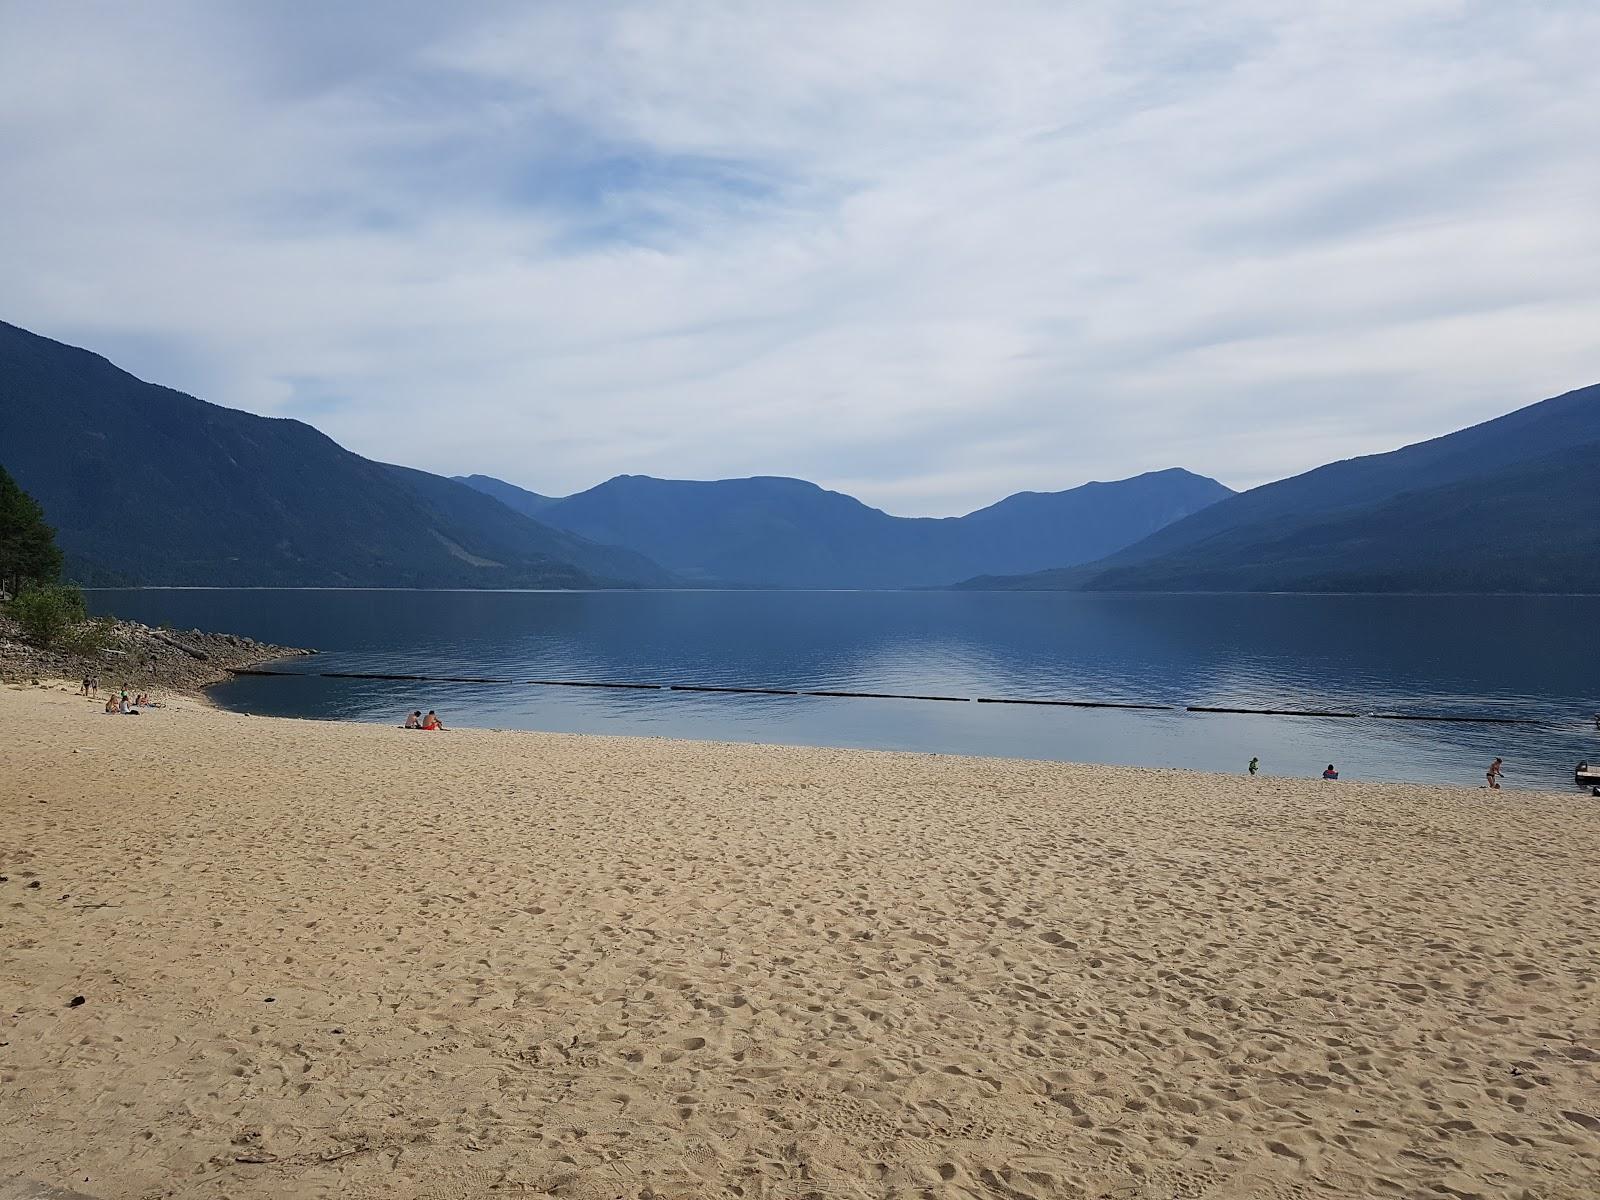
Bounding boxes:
0 614 311 694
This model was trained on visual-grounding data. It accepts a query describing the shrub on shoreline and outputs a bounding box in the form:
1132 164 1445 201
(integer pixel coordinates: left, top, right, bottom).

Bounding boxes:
9 583 88 648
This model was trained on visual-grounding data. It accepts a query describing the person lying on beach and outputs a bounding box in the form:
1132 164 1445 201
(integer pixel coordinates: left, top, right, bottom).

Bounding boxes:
421 710 445 730
1322 764 1339 780
403 710 422 729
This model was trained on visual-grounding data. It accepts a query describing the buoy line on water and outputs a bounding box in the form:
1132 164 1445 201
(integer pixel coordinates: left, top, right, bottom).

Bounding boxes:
226 668 1547 726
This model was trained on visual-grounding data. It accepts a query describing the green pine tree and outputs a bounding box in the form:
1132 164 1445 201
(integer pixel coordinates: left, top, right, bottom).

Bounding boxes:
0 463 64 593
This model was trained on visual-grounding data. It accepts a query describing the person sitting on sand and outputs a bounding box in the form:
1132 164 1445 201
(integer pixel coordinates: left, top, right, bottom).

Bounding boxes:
134 692 150 707
1322 764 1339 780
104 695 119 714
421 710 444 731
1486 757 1504 789
119 694 133 715
403 710 422 729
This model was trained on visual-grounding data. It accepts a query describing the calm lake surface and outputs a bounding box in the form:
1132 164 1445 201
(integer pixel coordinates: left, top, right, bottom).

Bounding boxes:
87 589 1599 791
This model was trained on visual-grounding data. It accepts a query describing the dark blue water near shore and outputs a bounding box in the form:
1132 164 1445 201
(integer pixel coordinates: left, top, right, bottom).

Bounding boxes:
87 589 1598 790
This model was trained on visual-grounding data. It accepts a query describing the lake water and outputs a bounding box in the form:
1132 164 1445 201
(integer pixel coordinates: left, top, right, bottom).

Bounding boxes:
86 589 1599 791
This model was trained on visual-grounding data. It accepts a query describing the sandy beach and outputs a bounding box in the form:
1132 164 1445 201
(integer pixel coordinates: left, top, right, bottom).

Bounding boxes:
2 681 1597 1199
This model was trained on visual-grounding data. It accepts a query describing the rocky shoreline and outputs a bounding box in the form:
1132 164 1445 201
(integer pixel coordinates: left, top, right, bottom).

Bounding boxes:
0 614 311 694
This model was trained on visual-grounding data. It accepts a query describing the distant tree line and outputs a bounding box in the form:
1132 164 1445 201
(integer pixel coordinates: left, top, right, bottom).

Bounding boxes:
1 462 63 592
2 462 85 644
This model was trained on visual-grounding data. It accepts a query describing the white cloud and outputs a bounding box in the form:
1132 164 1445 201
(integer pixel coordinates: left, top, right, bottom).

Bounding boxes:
1 0 1597 514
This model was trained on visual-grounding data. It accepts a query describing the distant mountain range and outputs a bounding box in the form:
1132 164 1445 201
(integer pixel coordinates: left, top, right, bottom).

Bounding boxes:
0 321 668 588
6 318 1594 594
0 320 1227 590
960 383 1600 593
456 470 1234 588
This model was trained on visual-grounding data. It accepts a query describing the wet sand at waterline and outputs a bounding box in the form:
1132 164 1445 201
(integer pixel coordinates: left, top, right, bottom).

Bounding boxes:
2 682 1596 1199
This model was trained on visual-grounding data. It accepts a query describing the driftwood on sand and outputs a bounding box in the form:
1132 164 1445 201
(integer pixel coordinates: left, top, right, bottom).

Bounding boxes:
149 630 209 660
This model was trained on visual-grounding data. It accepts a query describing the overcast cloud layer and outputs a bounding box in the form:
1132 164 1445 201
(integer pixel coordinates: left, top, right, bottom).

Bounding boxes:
2 1 1597 514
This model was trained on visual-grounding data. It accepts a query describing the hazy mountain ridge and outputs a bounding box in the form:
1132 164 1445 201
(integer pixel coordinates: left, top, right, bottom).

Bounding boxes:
453 473 559 519
960 383 1600 593
0 321 669 588
459 469 1235 588
12 316 1587 596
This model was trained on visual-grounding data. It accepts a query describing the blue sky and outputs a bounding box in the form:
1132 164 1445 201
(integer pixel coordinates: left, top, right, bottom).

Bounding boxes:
2 1 1597 514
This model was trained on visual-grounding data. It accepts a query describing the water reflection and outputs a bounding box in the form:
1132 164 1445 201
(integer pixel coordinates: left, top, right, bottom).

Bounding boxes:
88 589 1599 790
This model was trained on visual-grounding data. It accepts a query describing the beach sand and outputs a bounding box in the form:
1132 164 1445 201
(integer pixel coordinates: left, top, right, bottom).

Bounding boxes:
2 681 1597 1199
